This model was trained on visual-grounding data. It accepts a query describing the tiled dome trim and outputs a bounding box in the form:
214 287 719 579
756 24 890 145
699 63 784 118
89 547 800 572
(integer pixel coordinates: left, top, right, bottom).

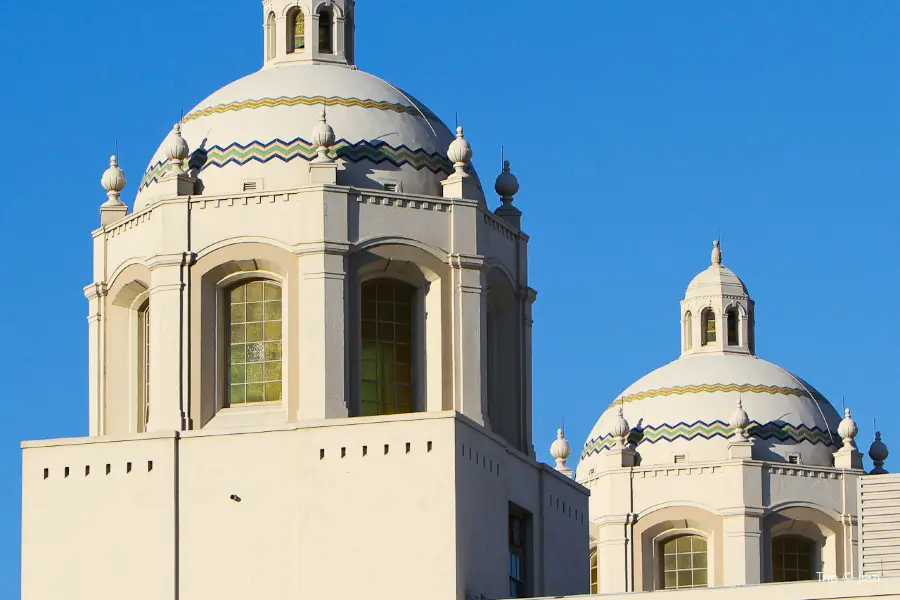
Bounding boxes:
581 419 838 458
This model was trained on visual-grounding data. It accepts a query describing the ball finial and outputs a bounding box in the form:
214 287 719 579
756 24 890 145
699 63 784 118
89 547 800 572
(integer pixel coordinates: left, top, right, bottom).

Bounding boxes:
447 125 473 176
312 105 336 163
869 431 889 474
550 429 574 478
101 155 127 204
712 240 722 266
494 159 520 205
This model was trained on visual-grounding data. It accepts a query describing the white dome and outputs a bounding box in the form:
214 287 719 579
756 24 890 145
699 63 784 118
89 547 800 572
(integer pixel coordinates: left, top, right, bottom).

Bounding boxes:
135 63 482 209
578 353 842 475
686 264 749 299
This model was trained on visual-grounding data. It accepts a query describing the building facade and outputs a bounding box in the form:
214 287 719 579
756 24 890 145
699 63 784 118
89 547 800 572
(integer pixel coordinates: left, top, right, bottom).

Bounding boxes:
20 3 588 599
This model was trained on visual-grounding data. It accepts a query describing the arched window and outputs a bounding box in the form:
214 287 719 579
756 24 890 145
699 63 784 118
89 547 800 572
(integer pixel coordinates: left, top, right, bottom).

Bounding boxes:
726 307 739 346
772 536 814 582
228 280 283 404
590 550 599 594
361 280 415 416
318 8 333 53
683 311 693 351
266 12 277 60
660 535 708 590
701 309 716 346
138 301 151 431
289 9 305 52
345 10 354 62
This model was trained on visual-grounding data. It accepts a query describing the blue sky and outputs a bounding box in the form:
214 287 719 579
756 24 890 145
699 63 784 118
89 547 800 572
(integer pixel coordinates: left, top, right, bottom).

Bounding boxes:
0 0 897 595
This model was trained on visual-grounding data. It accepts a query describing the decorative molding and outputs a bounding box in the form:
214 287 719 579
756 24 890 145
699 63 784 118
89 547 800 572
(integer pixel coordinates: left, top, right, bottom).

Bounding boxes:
611 383 812 408
182 94 443 124
581 419 839 459
482 211 517 241
140 138 454 191
357 194 450 212
767 466 842 479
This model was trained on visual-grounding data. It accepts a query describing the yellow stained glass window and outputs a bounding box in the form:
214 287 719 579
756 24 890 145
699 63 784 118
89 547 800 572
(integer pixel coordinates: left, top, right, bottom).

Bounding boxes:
702 310 716 345
360 280 414 416
228 281 283 405
661 535 708 590
293 11 305 50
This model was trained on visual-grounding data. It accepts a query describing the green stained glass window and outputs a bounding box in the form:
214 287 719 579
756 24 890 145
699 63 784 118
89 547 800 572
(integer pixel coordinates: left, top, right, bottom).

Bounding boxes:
772 536 813 582
660 535 708 590
228 281 283 405
360 280 415 416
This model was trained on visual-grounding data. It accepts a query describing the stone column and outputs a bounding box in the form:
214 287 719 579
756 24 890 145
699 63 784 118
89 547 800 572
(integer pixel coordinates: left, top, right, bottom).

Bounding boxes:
147 255 187 431
296 243 349 420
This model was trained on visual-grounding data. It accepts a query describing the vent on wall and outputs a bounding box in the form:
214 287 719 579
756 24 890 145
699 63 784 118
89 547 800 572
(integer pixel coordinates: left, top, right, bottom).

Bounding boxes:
243 181 258 192
787 454 801 465
382 182 398 192
674 454 686 464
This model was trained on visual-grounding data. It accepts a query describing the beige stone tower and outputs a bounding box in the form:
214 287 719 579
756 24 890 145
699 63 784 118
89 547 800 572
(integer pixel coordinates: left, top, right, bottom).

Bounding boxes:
21 4 588 600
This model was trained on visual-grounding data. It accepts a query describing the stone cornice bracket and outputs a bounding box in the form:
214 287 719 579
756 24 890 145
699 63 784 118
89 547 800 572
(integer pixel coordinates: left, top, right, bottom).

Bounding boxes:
448 253 484 271
294 241 352 256
83 282 109 301
147 253 192 271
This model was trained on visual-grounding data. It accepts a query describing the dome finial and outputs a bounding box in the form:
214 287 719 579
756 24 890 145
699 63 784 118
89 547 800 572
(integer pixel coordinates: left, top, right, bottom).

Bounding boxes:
729 396 750 440
311 105 336 163
837 407 859 449
712 240 722 266
447 125 473 176
165 122 190 173
869 431 889 474
610 403 631 449
101 155 127 205
495 159 520 207
550 428 574 478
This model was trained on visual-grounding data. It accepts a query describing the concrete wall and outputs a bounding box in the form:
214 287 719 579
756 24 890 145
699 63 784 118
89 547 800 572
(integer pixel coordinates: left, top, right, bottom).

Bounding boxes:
22 412 587 600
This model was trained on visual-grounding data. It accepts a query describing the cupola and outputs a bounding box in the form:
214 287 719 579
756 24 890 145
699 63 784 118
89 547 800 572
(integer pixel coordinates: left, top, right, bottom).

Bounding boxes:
262 0 355 67
680 241 755 357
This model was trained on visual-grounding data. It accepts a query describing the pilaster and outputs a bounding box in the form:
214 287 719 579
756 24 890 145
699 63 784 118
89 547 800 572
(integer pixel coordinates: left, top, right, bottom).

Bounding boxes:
450 254 486 424
84 282 107 436
595 513 631 593
721 511 763 585
296 242 349 420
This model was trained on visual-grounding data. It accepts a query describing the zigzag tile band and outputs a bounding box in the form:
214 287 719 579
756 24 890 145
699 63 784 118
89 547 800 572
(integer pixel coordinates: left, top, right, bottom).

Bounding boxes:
580 419 838 458
610 383 810 409
182 95 441 123
140 138 453 190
